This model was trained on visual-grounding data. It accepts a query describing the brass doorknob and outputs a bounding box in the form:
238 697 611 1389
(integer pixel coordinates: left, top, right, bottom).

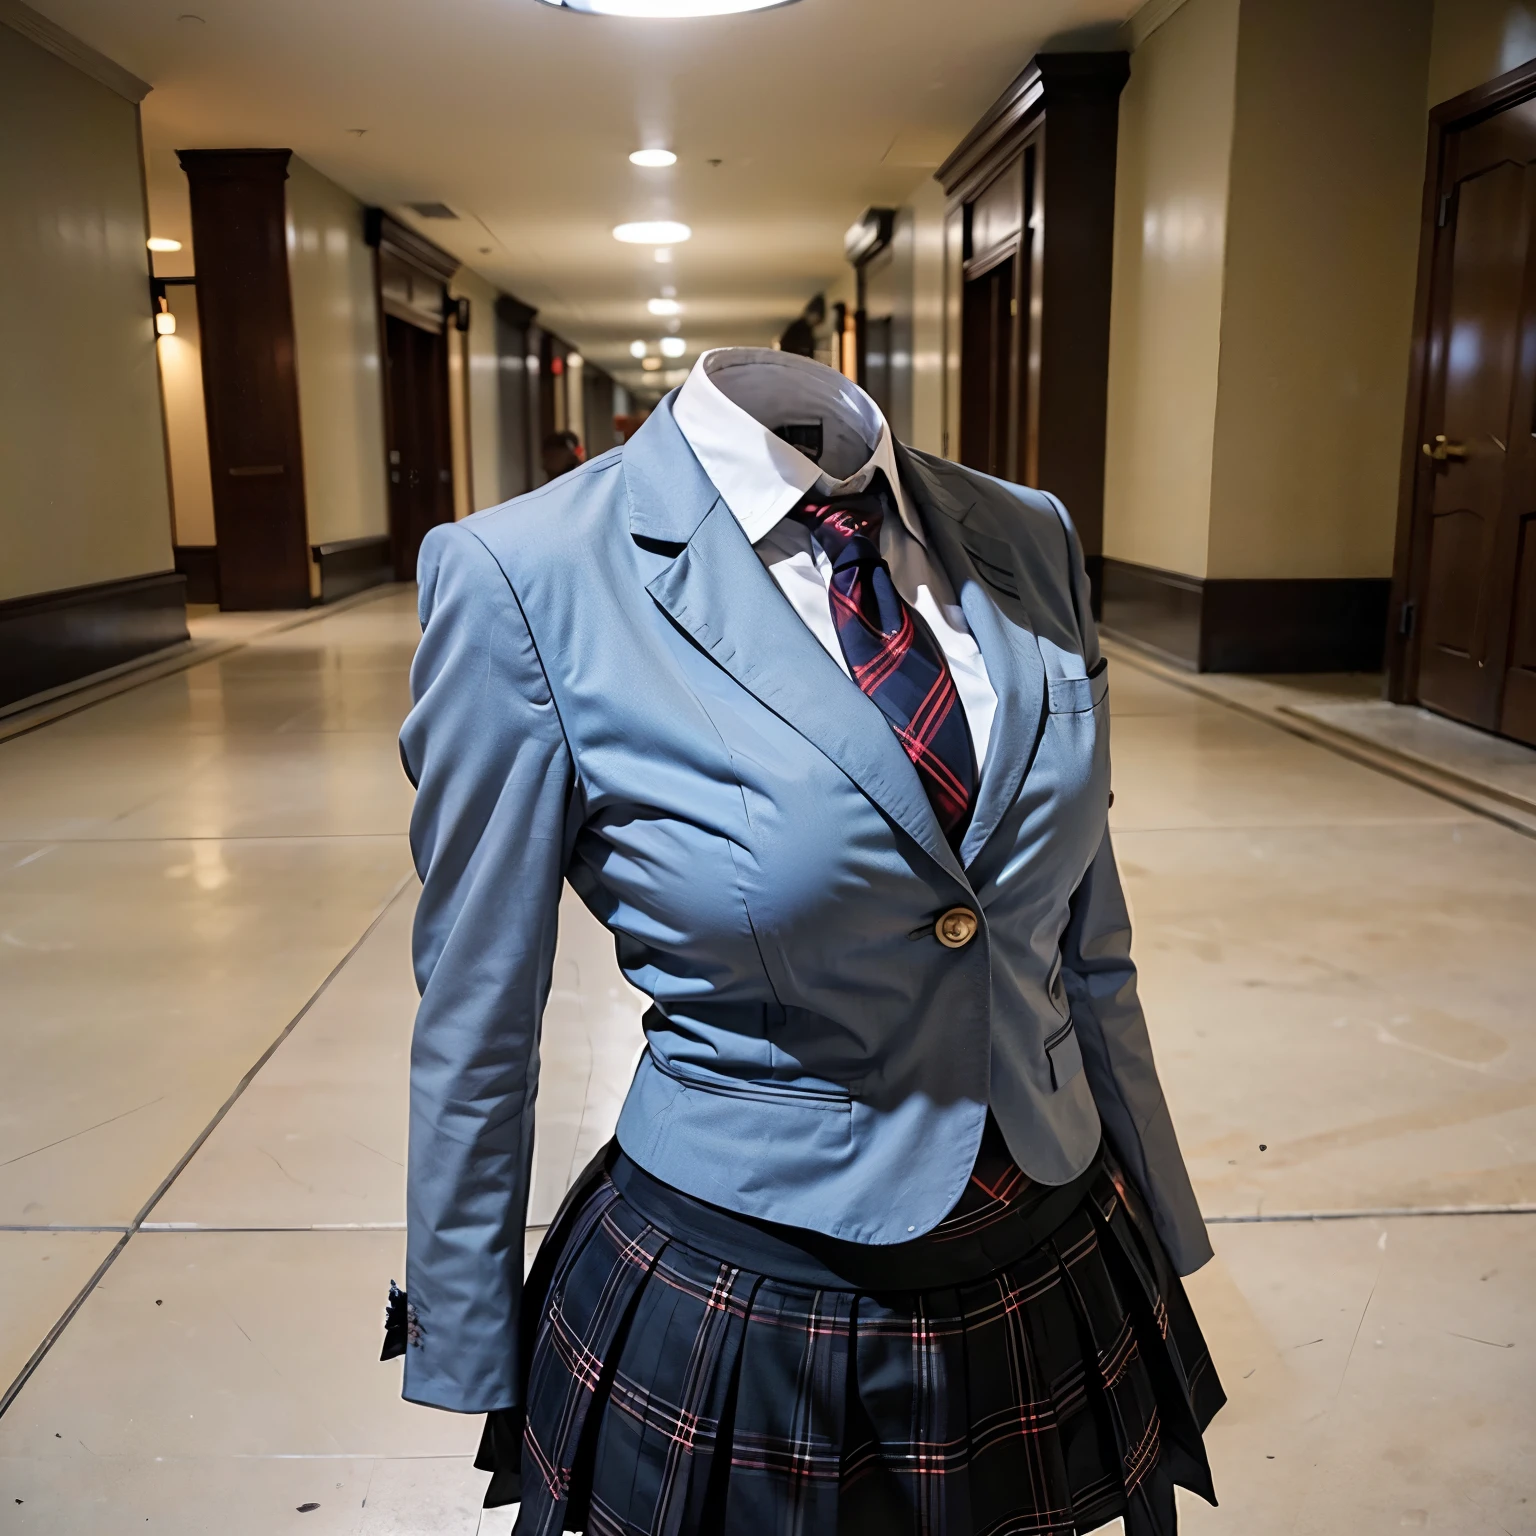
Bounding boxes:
1422 434 1468 462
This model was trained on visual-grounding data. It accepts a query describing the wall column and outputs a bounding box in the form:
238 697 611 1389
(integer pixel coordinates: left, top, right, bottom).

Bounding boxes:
179 148 311 610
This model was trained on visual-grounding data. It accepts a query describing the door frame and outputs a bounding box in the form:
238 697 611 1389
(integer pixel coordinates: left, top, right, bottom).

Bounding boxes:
365 211 459 579
1388 54 1536 703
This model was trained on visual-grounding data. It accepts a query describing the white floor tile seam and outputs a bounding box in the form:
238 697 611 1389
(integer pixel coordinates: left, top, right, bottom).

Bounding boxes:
1108 816 1479 834
1205 1203 1536 1222
0 1454 480 1462
0 872 418 1422
9 1206 1533 1235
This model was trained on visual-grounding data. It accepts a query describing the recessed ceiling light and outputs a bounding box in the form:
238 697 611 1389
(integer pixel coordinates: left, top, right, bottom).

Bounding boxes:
641 356 664 371
614 221 691 245
539 0 795 14
647 297 682 316
654 248 674 264
147 237 182 252
660 336 687 358
630 340 648 358
630 149 677 168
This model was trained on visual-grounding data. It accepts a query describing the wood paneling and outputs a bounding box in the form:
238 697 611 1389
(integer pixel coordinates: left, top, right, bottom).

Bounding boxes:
496 294 538 500
1102 559 1391 673
0 573 188 709
311 535 392 603
178 149 311 611
939 52 1129 616
173 545 220 604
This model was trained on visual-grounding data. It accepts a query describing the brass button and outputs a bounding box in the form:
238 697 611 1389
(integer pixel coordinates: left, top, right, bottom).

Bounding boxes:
934 907 978 949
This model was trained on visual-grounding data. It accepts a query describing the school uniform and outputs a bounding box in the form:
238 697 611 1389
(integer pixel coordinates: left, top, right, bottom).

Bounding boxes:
387 349 1223 1534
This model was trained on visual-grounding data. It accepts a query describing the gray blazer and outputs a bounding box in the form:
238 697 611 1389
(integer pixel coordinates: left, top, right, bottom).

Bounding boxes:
398 396 1211 1413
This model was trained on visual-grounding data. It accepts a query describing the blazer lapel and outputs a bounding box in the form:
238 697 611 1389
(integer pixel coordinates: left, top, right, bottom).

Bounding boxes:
629 399 969 888
898 448 1047 869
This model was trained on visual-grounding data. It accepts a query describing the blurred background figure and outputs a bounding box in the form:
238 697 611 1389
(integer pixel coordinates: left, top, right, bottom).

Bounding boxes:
542 429 585 482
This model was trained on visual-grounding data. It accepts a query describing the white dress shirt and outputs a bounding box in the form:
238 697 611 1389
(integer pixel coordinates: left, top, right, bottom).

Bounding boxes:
673 348 998 771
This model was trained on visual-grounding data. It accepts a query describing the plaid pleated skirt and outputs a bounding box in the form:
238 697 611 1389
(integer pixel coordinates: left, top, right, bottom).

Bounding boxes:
480 1129 1223 1536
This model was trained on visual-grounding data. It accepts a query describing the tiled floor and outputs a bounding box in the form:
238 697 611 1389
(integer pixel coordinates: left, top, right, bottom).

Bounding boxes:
0 587 1531 1533
1284 698 1536 813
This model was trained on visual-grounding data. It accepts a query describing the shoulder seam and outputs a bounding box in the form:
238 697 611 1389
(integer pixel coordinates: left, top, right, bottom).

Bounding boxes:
458 524 583 800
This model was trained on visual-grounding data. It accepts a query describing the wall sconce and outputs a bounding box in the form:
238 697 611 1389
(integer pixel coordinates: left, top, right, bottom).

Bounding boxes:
150 276 194 338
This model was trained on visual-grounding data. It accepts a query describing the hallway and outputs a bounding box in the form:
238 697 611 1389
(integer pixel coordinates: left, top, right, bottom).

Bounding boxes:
0 586 1529 1533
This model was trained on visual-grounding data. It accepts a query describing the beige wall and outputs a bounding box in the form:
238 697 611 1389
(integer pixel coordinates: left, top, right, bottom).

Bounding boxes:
1206 0 1433 579
158 285 215 546
285 156 388 549
1102 0 1241 578
1104 0 1435 582
1429 0 1536 103
450 266 504 510
908 176 948 455
0 24 173 602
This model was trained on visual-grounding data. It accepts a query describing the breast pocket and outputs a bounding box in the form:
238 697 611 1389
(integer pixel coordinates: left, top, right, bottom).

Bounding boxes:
1046 656 1109 715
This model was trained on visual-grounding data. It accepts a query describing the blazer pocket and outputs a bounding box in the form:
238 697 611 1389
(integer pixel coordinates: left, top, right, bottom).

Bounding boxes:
1047 667 1109 715
649 1051 856 1111
1043 1017 1084 1092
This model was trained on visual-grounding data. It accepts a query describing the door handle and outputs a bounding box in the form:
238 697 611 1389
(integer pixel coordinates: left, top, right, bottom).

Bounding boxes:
1421 434 1468 462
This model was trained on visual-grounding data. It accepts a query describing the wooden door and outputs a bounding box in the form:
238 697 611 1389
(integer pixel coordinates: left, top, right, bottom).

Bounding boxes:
1410 99 1536 743
385 315 454 581
959 254 1015 478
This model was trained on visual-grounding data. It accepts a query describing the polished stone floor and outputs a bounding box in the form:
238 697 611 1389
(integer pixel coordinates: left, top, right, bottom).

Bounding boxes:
0 587 1530 1534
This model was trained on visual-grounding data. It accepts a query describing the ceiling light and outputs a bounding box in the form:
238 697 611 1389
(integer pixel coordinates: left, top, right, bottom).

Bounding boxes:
540 0 795 14
630 340 648 358
654 248 673 264
647 297 681 316
147 237 182 252
660 336 687 358
614 221 691 245
641 356 663 371
630 149 677 168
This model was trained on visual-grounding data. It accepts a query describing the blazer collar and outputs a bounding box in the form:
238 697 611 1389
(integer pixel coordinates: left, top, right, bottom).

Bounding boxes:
623 389 723 546
630 400 970 889
895 446 1048 868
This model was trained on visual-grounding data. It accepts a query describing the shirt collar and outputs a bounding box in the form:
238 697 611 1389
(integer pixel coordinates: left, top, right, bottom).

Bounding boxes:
672 347 923 546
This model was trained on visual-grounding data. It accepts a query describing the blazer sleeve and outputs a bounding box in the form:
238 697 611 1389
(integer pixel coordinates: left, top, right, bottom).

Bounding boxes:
397 520 575 1412
1059 833 1213 1275
1038 489 1212 1276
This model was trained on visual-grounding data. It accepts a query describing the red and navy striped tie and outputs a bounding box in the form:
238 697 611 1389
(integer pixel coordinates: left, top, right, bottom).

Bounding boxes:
791 482 977 846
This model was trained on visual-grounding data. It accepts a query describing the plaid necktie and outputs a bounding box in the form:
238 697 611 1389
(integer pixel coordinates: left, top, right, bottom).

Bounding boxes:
791 480 977 846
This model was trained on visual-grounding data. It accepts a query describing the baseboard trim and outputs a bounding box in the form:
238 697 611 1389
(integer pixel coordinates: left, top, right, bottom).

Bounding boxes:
0 571 189 709
1100 559 1391 672
312 535 392 604
173 544 220 605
